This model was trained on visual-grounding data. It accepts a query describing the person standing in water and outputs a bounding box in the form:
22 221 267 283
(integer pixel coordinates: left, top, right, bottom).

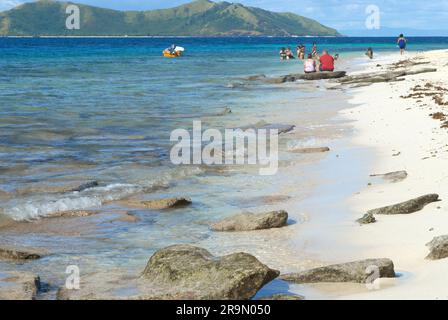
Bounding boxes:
366 47 374 59
311 42 318 58
397 34 407 55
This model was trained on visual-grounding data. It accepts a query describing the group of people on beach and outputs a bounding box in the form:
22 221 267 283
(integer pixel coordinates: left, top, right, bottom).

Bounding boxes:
280 34 407 74
280 42 338 73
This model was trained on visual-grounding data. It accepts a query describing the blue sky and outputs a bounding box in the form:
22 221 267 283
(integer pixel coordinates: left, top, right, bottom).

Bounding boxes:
1 0 448 35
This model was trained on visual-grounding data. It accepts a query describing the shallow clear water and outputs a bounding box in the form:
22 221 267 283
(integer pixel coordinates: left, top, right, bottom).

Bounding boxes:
1 37 448 298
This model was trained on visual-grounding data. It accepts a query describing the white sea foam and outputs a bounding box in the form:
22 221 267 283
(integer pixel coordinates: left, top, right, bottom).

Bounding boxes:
5 183 139 221
2 166 203 222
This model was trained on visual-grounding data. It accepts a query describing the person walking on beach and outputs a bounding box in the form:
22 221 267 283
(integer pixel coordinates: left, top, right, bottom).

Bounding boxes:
318 50 335 72
397 34 407 55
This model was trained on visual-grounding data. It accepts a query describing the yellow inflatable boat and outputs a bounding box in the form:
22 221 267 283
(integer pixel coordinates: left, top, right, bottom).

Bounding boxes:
163 50 182 58
163 46 185 58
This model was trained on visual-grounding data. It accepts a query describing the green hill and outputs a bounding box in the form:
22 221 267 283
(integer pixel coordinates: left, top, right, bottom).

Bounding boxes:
0 0 341 36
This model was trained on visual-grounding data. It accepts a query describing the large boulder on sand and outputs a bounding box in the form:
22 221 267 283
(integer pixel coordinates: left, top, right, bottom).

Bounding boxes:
367 194 440 215
370 171 408 183
280 258 395 284
141 245 279 300
58 245 279 300
0 271 41 300
120 197 192 210
426 235 448 260
356 212 376 225
211 211 288 232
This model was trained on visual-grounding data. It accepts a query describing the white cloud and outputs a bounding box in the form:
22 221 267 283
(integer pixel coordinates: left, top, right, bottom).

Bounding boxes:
0 0 25 11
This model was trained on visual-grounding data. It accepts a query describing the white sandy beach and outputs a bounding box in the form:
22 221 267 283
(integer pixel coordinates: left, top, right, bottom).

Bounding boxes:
334 49 448 299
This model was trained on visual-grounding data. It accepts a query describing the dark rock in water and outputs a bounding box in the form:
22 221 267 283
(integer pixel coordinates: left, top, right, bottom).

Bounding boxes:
236 122 295 134
281 258 395 284
264 77 288 84
258 294 305 300
0 271 41 300
426 235 448 260
0 245 47 261
245 74 267 81
141 245 280 300
291 147 330 154
357 213 376 225
70 181 99 192
211 211 288 232
370 171 408 183
58 246 279 300
367 194 440 215
261 123 295 134
295 71 346 81
120 197 192 210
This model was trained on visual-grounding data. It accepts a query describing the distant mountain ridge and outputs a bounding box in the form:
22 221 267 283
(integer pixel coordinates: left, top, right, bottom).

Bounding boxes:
0 0 341 36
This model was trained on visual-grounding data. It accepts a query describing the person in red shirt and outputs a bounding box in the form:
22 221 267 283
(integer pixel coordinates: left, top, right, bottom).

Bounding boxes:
319 50 335 72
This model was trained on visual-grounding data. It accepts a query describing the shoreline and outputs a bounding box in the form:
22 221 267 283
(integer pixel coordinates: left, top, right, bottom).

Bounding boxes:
342 49 448 299
315 49 448 299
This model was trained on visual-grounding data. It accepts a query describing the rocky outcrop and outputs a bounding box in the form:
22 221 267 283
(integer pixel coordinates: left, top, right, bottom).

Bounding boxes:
426 235 448 260
337 68 437 88
0 271 41 300
58 245 279 300
357 213 376 225
281 258 395 284
263 71 346 84
367 194 440 215
211 211 288 232
70 181 99 192
120 197 192 210
0 245 47 261
16 181 100 196
370 171 408 183
291 147 330 154
141 245 279 300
